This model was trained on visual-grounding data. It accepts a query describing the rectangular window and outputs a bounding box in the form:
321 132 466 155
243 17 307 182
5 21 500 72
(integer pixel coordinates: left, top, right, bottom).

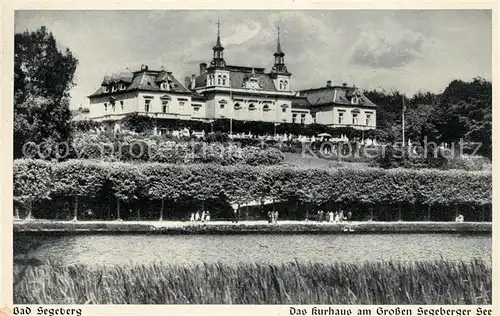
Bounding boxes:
120 100 124 110
366 114 371 126
338 112 344 124
300 114 306 124
352 113 358 125
292 114 297 123
104 102 108 112
179 101 185 107
145 99 151 112
282 108 286 113
111 85 117 93
162 102 168 113
311 113 316 124
103 86 108 93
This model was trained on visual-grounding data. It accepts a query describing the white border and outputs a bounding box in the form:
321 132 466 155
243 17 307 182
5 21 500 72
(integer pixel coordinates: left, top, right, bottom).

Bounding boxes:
1 1 498 315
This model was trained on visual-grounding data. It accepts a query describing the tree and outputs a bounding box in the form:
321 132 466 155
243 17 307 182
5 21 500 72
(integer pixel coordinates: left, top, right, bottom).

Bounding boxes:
14 26 78 159
121 112 154 134
436 77 492 158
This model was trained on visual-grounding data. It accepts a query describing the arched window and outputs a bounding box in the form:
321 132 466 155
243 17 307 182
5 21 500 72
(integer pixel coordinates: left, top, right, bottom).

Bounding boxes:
217 75 221 85
262 104 269 111
283 81 288 90
222 75 227 86
279 81 283 90
234 103 241 110
248 104 256 111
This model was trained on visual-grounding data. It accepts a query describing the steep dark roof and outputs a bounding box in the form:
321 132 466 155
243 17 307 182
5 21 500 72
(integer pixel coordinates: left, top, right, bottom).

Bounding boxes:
291 97 311 110
191 92 206 101
229 70 276 91
298 86 377 108
193 65 277 91
89 68 190 98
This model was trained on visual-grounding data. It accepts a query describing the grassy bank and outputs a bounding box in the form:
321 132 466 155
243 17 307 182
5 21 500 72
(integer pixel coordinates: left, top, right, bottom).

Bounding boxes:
13 259 491 304
13 220 492 234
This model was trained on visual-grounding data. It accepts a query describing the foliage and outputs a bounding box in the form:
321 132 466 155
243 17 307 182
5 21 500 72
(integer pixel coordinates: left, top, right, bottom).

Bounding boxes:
70 120 102 133
14 26 78 159
366 78 491 157
14 160 492 210
105 162 145 202
121 112 154 134
51 160 107 198
69 132 284 165
14 259 491 304
13 159 53 204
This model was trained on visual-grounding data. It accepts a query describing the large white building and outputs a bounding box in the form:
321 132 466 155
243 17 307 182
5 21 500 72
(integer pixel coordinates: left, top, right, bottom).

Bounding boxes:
86 24 377 131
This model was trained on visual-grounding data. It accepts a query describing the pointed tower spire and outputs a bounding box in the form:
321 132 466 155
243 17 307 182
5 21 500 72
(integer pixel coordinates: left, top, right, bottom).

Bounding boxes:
271 24 288 75
211 17 225 68
216 18 222 47
276 24 282 54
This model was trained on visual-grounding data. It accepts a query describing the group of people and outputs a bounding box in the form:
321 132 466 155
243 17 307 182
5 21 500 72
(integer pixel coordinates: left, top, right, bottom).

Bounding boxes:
267 210 279 224
190 210 211 222
317 210 352 223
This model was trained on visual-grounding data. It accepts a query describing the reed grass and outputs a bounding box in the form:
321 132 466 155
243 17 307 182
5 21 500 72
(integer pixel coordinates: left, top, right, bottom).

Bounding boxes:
13 259 491 304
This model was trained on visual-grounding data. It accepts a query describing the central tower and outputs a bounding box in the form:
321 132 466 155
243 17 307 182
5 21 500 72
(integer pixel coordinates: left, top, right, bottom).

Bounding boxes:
211 19 226 68
269 25 291 92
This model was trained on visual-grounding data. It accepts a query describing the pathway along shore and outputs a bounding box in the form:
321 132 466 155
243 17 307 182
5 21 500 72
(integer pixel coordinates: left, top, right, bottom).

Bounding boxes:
13 220 491 235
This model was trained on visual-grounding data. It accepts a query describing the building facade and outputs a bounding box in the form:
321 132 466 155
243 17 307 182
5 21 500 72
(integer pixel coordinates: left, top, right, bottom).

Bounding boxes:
86 24 377 131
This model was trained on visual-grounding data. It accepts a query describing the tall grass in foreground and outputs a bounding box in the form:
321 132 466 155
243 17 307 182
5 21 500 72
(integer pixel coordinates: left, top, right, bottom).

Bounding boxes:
14 259 491 304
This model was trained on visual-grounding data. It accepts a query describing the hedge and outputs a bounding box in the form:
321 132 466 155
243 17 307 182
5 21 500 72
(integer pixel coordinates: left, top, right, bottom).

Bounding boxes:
67 132 284 165
14 160 491 215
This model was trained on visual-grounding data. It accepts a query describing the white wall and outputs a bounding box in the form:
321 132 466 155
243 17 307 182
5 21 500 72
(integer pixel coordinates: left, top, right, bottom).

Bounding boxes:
88 91 138 119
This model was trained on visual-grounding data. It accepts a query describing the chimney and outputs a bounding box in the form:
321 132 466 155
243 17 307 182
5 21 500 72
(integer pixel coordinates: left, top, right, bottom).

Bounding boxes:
141 64 148 71
326 80 332 87
200 63 207 75
342 82 348 87
191 74 196 90
185 77 191 90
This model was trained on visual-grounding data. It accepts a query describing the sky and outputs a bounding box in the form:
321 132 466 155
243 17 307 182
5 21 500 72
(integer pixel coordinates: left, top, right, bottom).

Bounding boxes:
15 10 492 109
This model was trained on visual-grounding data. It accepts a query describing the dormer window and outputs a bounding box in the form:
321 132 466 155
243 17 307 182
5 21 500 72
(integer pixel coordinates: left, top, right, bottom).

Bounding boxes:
111 85 117 93
160 82 168 90
103 86 109 93
120 83 127 90
351 96 360 105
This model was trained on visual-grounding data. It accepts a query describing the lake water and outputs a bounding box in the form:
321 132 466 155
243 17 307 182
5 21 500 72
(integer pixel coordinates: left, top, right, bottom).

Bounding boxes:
14 233 492 266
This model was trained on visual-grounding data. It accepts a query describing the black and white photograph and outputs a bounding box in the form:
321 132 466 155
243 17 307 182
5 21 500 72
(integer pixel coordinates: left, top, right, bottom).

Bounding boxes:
8 8 493 308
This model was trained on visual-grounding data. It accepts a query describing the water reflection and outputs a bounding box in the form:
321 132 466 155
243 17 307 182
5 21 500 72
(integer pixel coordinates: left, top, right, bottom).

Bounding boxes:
14 234 491 266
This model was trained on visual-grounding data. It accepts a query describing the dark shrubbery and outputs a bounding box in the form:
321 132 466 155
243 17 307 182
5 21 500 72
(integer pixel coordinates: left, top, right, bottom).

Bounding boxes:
370 145 489 170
